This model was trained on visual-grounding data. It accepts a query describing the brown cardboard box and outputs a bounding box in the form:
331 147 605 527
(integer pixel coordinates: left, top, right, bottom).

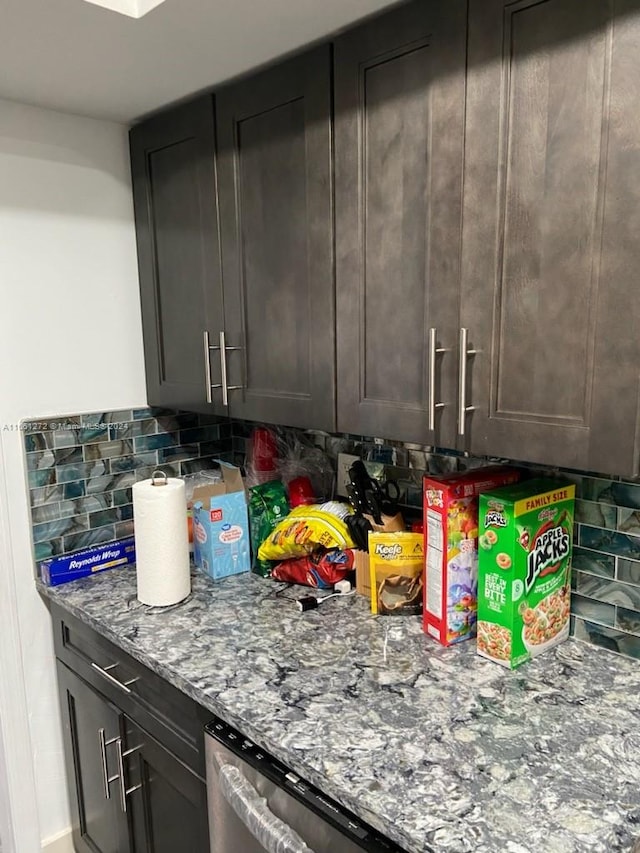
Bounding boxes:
354 549 371 597
354 511 405 597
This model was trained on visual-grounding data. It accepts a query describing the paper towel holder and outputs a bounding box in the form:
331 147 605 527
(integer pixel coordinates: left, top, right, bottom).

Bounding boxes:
150 470 168 487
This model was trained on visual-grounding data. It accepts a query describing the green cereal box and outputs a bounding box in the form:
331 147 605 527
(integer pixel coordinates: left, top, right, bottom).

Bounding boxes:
477 479 575 669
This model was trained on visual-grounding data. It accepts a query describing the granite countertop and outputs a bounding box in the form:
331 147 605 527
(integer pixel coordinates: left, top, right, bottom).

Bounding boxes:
39 567 640 853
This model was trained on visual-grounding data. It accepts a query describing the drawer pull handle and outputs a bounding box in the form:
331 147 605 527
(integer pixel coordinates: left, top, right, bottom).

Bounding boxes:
91 662 132 695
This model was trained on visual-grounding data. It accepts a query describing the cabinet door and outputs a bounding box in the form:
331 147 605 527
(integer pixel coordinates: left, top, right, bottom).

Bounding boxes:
335 0 467 444
130 97 225 413
216 47 335 431
125 719 209 853
460 0 640 475
56 662 130 853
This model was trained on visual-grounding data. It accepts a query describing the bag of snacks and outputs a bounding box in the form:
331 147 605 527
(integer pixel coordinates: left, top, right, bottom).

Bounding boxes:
258 502 354 561
248 481 290 576
369 532 424 616
272 550 355 589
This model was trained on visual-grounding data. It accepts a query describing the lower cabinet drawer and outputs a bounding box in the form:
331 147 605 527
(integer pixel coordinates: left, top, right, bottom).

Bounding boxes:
51 602 210 779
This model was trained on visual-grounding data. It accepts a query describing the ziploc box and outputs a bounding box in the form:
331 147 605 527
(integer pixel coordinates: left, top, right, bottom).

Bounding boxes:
40 537 136 586
423 467 520 646
192 462 250 580
477 478 575 669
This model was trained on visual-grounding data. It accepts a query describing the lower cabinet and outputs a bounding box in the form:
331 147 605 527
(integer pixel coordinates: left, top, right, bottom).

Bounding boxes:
125 718 209 853
57 663 209 853
57 662 130 853
53 604 211 853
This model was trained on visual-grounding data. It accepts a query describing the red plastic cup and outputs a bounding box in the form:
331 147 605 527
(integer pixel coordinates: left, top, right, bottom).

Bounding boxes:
251 427 278 472
288 476 315 508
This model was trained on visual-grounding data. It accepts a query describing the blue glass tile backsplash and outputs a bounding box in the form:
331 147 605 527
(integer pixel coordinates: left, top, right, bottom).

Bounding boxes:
23 409 640 662
23 408 233 565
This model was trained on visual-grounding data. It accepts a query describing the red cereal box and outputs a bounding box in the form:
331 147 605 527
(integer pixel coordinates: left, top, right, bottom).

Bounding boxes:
423 467 520 646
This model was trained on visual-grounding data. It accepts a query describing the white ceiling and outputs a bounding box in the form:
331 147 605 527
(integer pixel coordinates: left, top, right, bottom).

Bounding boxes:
0 0 400 124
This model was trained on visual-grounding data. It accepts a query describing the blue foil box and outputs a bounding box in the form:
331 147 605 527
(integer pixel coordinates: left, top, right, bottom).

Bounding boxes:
40 537 136 586
192 462 250 580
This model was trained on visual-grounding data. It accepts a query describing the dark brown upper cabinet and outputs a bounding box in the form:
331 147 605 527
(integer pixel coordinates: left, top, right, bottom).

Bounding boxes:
459 0 640 476
334 0 468 444
130 97 225 415
130 0 640 477
214 46 335 431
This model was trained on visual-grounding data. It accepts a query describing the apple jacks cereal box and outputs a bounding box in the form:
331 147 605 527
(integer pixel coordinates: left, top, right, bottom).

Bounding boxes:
423 467 520 646
477 479 575 669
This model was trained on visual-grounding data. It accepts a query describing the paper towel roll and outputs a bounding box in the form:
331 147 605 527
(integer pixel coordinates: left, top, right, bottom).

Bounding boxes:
133 472 191 607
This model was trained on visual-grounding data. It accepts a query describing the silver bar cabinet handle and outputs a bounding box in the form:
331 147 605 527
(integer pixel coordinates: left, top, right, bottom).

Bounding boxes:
219 330 229 407
98 728 120 800
428 328 446 432
458 328 477 436
98 728 111 799
203 331 213 404
219 331 244 404
116 737 127 813
203 331 223 403
91 662 131 695
115 739 143 813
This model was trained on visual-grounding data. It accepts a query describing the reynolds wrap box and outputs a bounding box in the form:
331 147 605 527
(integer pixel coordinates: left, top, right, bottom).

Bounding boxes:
423 467 520 646
40 537 136 586
477 479 575 669
192 462 250 580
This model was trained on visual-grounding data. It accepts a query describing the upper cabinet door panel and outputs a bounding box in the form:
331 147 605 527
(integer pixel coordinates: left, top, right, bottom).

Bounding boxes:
335 0 467 444
130 98 224 413
591 2 640 476
493 0 608 424
460 0 640 474
216 47 335 431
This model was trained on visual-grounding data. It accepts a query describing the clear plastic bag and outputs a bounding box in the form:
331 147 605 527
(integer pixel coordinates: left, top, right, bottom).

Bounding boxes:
245 426 335 500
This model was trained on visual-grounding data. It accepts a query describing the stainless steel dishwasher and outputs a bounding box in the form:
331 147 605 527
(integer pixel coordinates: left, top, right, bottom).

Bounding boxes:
205 716 404 853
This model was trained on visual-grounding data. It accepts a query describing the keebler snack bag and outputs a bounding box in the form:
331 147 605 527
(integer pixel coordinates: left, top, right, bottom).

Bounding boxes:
476 478 575 669
423 467 520 646
369 532 424 616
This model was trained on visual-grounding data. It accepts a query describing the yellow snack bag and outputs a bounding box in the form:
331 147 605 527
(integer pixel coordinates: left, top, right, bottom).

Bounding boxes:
369 532 424 616
258 502 354 561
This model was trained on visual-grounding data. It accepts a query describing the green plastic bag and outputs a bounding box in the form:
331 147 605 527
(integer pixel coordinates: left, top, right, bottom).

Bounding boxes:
248 481 290 576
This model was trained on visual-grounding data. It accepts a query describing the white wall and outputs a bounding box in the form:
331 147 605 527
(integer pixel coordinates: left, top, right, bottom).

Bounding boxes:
0 98 146 849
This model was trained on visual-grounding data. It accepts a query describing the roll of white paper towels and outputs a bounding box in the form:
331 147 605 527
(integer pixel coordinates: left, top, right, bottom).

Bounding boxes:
132 473 191 607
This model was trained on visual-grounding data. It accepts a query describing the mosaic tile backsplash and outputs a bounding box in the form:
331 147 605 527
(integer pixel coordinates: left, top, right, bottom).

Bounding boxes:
23 409 640 662
23 408 233 564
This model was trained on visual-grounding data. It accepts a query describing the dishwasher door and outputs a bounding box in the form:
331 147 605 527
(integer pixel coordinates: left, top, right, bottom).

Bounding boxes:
205 718 401 853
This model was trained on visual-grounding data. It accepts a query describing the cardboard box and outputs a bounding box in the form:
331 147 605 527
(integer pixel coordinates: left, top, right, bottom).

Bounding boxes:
476 478 575 669
354 550 371 597
192 462 250 580
354 512 405 598
423 467 520 646
40 537 136 586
